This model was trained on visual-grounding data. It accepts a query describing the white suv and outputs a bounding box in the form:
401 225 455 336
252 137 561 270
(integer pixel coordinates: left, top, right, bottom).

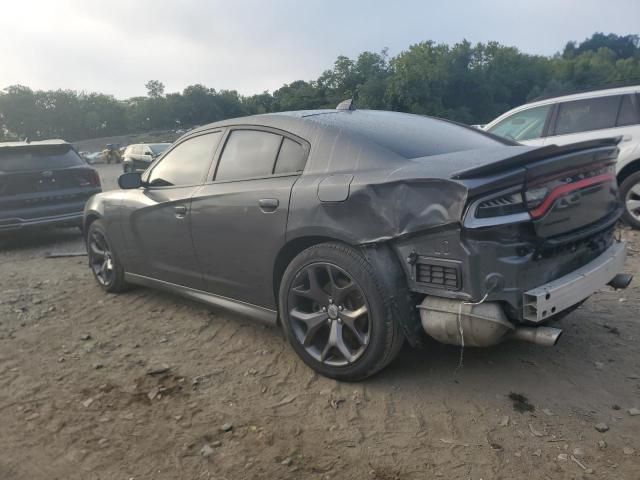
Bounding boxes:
484 86 640 228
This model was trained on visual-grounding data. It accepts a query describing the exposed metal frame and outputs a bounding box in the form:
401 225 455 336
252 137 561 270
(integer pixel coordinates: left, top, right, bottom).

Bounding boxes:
523 241 626 322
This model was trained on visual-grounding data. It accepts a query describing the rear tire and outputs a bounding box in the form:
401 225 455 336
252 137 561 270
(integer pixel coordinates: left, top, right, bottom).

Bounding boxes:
620 171 640 229
279 242 404 381
86 219 129 293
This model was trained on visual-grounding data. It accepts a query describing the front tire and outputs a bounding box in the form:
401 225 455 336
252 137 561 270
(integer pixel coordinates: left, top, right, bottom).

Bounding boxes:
279 242 404 381
86 220 128 293
620 171 640 229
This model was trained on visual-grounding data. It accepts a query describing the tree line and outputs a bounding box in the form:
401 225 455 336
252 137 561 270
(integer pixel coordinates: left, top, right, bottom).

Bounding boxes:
1 33 639 142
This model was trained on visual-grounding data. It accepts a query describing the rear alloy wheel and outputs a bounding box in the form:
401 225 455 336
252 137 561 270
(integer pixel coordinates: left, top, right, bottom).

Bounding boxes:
288 262 371 366
279 243 404 381
620 171 640 229
87 220 128 293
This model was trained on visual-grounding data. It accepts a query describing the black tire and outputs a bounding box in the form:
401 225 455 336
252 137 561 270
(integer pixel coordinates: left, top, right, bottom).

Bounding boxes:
279 242 404 381
620 171 640 229
86 219 129 293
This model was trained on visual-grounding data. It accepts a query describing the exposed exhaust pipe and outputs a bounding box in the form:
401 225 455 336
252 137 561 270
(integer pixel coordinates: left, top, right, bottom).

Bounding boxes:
418 297 563 348
608 273 633 290
510 326 562 346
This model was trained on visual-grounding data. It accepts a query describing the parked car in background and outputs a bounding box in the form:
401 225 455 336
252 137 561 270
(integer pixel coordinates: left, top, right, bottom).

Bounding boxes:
1 140 101 232
83 151 103 164
84 105 630 380
484 85 640 228
122 143 171 172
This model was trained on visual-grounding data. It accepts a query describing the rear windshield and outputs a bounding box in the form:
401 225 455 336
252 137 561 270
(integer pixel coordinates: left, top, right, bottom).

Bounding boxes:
0 147 84 173
307 110 506 158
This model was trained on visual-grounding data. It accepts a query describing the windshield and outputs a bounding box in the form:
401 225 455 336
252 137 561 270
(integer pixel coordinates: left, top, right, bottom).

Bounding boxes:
149 143 171 155
487 104 551 142
0 147 85 173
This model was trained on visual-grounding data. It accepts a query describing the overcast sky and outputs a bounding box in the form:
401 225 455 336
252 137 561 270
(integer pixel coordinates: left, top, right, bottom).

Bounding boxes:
1 0 638 99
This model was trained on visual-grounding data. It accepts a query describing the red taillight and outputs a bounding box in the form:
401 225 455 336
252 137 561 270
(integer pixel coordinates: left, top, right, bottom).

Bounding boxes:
89 169 101 188
528 173 615 219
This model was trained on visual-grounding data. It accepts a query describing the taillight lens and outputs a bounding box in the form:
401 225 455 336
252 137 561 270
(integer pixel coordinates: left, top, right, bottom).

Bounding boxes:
475 191 526 218
524 186 549 210
89 169 101 188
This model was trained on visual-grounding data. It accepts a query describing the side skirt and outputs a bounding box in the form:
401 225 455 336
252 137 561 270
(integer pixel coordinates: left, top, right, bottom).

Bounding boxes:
124 273 278 326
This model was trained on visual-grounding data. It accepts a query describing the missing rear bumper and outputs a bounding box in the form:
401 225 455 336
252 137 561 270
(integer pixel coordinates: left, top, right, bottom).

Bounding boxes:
523 241 628 322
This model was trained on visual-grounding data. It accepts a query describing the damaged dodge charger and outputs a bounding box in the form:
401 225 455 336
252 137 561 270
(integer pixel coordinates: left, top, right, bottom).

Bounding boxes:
84 102 632 380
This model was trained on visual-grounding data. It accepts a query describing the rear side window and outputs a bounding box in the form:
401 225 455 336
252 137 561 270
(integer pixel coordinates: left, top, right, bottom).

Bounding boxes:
617 95 639 126
216 130 282 181
0 148 84 172
488 104 551 141
554 96 621 135
148 132 222 186
274 138 307 174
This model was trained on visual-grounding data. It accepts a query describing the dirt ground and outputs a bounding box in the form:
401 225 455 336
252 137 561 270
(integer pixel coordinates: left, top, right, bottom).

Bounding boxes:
1 163 639 480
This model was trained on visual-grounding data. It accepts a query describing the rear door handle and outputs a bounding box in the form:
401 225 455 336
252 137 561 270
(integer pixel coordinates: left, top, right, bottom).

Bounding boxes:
258 198 279 212
174 205 187 218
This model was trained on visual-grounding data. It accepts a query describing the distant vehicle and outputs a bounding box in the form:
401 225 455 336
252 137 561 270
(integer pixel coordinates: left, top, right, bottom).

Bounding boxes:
122 143 171 172
102 144 122 164
484 85 640 228
85 106 630 380
83 151 103 164
0 140 101 232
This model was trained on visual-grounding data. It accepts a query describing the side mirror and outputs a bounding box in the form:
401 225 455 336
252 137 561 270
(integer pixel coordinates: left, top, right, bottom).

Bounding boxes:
118 172 143 189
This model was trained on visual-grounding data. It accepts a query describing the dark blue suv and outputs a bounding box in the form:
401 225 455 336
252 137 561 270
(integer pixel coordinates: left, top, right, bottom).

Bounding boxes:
0 140 101 232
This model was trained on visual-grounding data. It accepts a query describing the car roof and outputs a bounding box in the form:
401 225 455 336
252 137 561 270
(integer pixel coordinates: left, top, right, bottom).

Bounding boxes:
189 109 506 160
485 84 640 129
524 84 640 108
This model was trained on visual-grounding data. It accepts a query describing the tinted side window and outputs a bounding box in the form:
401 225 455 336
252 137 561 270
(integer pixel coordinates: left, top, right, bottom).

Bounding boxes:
487 104 551 141
554 96 621 135
148 132 222 186
216 130 282 181
617 95 639 126
274 138 307 174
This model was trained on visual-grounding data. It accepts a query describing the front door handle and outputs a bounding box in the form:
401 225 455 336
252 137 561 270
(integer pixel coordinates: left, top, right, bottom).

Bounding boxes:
259 198 279 212
174 205 187 218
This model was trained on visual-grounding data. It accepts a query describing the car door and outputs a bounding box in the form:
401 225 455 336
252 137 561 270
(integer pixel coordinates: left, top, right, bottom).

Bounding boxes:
120 131 224 288
544 94 640 164
485 103 553 146
190 127 309 308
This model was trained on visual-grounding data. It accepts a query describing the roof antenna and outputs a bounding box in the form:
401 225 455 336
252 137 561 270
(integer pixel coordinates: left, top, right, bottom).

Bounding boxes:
336 98 356 111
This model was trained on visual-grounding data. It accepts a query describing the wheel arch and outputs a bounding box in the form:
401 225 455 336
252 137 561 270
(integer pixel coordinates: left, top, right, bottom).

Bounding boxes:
272 235 347 312
83 211 102 236
617 158 640 185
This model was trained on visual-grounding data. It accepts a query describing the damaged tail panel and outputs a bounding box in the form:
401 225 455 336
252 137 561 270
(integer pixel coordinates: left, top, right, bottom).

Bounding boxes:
390 138 624 323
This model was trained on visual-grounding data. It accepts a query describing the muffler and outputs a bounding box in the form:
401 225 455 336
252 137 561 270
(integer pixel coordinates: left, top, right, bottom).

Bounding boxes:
608 273 633 290
418 297 562 347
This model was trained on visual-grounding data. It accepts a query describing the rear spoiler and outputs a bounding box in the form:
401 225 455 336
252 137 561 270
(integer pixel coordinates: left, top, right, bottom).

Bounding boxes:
451 137 621 179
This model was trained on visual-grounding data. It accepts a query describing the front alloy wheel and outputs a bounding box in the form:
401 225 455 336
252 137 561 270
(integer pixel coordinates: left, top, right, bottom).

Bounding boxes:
88 230 114 286
86 219 128 293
